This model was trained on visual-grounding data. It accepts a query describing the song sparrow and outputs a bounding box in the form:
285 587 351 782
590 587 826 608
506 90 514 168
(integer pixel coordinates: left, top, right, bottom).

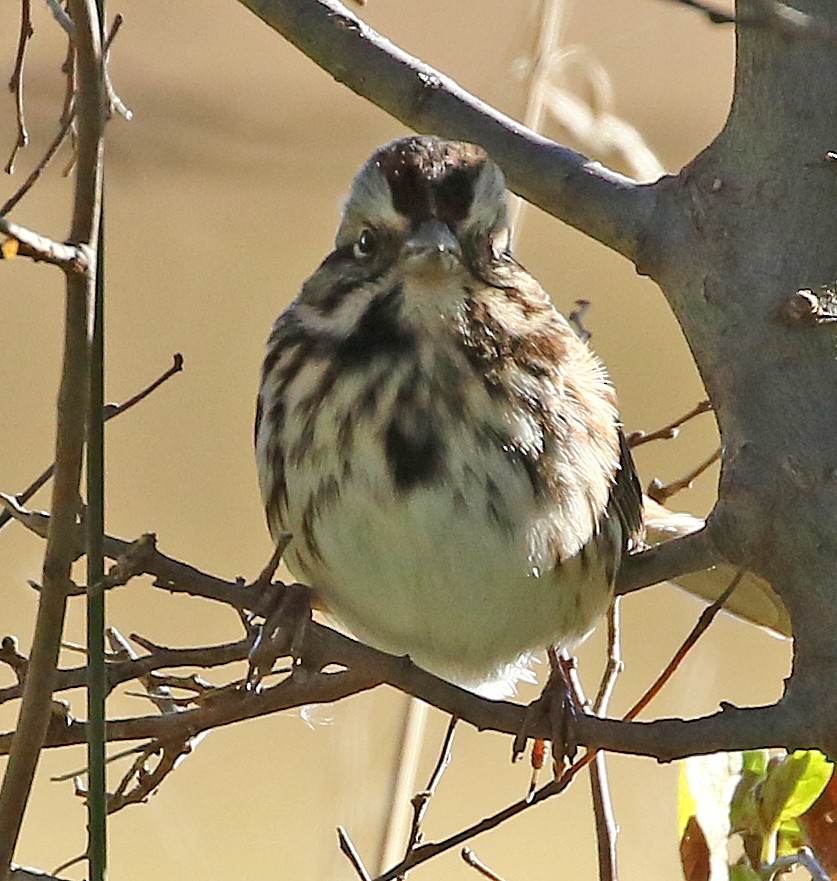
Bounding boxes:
255 136 643 695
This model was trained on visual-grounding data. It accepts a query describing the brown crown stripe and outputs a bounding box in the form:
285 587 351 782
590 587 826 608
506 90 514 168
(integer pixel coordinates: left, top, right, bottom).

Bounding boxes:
374 136 488 225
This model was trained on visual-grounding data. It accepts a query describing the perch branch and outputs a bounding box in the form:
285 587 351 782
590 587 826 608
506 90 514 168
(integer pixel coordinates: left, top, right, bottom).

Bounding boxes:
233 0 659 263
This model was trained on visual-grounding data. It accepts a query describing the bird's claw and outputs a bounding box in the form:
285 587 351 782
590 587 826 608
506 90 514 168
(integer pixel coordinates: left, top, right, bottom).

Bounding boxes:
246 582 312 690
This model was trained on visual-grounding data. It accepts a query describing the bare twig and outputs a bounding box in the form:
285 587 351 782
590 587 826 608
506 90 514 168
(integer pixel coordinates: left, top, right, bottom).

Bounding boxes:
338 826 373 881
1 112 76 217
623 569 744 720
106 738 194 814
10 866 75 881
5 0 33 175
760 847 831 881
0 639 28 685
589 602 622 881
1 11 126 217
0 354 183 533
627 399 712 448
402 715 457 863
647 447 722 504
461 848 508 881
44 0 75 36
593 600 623 716
0 217 86 271
102 15 131 121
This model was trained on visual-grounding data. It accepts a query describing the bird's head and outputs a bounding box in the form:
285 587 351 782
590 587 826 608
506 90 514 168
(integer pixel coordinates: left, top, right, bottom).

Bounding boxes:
335 136 511 286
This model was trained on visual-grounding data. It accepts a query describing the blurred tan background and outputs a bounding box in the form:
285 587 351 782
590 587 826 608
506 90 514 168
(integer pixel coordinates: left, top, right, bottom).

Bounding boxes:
0 1 790 879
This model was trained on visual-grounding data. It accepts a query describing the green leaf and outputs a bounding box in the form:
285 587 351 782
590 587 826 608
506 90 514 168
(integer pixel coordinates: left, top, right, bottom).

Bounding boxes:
776 818 805 857
760 749 834 831
679 761 698 839
741 749 769 779
730 861 760 881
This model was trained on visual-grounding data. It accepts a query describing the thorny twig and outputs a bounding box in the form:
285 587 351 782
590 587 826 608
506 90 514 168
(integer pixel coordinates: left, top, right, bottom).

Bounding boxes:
0 354 183 533
647 447 722 504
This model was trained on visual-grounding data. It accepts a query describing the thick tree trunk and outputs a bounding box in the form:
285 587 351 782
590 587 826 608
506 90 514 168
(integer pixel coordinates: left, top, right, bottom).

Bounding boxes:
643 0 837 750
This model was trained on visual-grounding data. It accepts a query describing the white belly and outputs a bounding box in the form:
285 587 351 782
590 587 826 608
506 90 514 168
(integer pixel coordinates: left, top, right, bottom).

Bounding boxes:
282 455 614 695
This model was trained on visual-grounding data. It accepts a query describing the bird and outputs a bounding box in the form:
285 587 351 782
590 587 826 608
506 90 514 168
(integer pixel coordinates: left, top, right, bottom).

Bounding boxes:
254 135 643 697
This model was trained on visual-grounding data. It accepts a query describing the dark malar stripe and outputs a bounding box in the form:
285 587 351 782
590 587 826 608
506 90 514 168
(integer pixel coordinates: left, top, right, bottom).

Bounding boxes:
333 284 416 368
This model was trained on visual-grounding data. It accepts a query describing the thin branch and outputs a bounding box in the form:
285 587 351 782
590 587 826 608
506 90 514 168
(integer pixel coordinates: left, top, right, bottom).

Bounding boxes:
402 715 457 863
647 447 722 504
338 826 373 881
1 112 75 217
0 217 86 271
0 354 183 533
593 600 623 715
623 569 745 720
1 10 124 218
233 0 658 263
44 0 75 36
461 848 508 881
615 527 722 596
760 847 831 881
627 399 712 447
5 0 33 175
590 601 622 881
106 738 194 814
10 866 75 881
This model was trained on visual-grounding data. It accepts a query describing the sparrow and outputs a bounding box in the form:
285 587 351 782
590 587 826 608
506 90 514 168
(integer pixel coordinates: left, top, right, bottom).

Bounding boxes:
255 135 643 696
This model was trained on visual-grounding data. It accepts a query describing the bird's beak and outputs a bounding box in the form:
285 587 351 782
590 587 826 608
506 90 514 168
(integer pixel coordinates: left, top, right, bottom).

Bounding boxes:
402 220 462 270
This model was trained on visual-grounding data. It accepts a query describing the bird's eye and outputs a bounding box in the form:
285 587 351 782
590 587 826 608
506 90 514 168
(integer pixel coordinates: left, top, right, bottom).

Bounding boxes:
353 229 377 259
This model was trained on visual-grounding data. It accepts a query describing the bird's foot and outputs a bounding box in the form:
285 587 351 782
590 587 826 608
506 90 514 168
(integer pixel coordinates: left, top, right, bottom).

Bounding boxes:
513 651 582 788
246 581 313 690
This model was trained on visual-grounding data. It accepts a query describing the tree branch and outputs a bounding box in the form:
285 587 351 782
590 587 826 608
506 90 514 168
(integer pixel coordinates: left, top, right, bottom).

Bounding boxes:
0 217 86 272
616 527 722 595
232 0 658 263
0 0 104 873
